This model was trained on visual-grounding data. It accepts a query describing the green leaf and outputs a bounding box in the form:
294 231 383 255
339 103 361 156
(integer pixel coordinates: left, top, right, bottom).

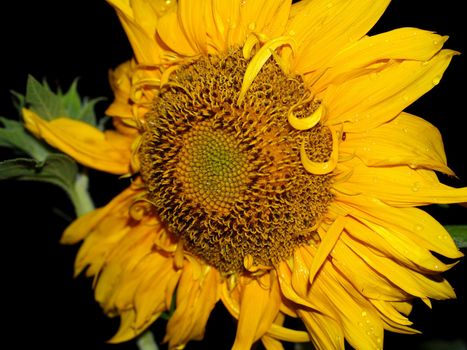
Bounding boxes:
0 116 50 161
26 75 65 121
0 154 78 194
444 225 467 248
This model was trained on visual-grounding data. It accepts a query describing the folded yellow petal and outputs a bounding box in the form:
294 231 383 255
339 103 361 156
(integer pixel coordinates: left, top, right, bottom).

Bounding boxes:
23 109 132 174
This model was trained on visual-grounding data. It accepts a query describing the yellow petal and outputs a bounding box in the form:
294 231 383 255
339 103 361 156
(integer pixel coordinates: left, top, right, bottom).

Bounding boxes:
238 0 291 40
266 324 310 342
308 257 385 350
335 160 467 207
107 0 174 64
309 215 346 284
370 300 419 335
108 309 138 343
211 0 291 50
288 103 324 131
335 195 463 259
312 28 447 91
342 233 456 300
341 112 453 174
342 215 454 276
301 127 339 175
133 254 181 328
62 183 139 244
165 262 220 348
231 274 281 350
106 61 134 119
94 223 156 308
261 335 284 350
74 217 129 277
287 0 390 74
157 4 199 56
276 260 317 310
331 235 408 300
23 109 132 174
322 50 456 132
297 309 344 350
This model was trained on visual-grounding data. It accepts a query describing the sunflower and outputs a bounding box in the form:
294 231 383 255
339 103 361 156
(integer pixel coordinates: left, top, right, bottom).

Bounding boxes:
23 0 467 349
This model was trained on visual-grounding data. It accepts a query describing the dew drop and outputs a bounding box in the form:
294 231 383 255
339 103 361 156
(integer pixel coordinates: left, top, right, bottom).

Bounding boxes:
433 39 439 45
361 311 368 317
414 224 423 231
434 265 440 270
248 22 256 30
288 30 296 36
402 127 409 133
412 182 420 192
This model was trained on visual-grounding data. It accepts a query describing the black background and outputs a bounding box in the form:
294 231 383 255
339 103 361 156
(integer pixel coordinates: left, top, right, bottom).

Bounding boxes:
1 1 466 349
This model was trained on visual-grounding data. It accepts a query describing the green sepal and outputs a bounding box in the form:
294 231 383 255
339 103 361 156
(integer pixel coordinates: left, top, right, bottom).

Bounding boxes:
25 75 65 121
12 75 103 126
60 79 105 126
444 225 467 248
0 116 50 161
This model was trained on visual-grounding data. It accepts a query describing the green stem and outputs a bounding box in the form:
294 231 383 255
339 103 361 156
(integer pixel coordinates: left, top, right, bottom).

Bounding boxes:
68 172 95 217
136 331 159 350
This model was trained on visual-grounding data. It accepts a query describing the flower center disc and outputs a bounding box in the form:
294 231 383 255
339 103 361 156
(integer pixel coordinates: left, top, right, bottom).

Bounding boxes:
140 50 333 274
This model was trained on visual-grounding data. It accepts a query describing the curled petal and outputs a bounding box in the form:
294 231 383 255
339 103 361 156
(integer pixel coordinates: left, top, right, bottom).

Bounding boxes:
300 127 338 174
238 36 296 105
288 103 324 131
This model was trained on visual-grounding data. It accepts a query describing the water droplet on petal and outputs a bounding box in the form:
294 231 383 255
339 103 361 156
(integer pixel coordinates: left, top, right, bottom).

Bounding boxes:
361 311 368 317
402 127 409 133
248 22 256 30
415 224 423 231
433 39 439 45
412 182 420 192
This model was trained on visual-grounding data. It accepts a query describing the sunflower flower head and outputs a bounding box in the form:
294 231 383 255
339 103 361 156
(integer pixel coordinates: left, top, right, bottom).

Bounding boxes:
23 0 467 349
